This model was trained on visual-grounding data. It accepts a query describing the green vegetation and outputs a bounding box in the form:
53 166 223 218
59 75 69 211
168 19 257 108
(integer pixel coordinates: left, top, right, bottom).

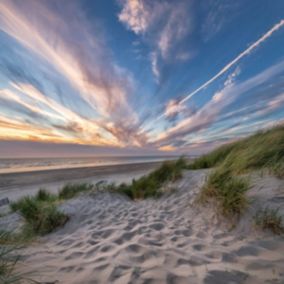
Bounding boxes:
11 196 68 236
190 126 284 218
2 184 94 280
11 189 67 236
58 183 93 199
114 157 187 199
188 126 284 175
254 207 284 235
198 169 249 218
269 162 284 179
35 188 57 202
188 143 235 169
9 184 94 236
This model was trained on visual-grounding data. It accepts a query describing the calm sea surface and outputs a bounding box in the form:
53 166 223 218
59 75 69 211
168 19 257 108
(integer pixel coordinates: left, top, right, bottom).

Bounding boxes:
0 156 180 174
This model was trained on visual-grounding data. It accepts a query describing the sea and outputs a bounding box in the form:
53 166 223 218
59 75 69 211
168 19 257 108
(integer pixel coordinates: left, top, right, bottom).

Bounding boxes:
0 156 181 174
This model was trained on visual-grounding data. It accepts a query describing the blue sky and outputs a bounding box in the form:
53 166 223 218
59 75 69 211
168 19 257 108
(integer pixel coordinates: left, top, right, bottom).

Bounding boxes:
0 0 284 157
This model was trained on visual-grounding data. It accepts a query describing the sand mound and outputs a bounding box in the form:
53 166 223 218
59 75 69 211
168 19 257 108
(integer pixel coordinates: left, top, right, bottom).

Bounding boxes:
16 170 284 283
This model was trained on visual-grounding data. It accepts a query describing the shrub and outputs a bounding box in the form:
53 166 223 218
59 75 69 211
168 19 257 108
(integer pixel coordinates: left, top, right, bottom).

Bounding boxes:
254 207 284 235
198 168 249 218
58 183 93 199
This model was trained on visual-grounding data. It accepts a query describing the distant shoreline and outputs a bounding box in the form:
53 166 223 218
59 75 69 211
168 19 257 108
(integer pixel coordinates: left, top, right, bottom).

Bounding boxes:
0 156 182 175
0 161 163 191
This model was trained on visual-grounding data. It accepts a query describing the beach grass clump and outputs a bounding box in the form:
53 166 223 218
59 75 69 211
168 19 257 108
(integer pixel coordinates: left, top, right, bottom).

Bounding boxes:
188 125 284 175
254 207 284 235
115 157 186 200
58 183 93 200
10 189 57 212
35 188 57 202
10 195 68 236
198 168 249 218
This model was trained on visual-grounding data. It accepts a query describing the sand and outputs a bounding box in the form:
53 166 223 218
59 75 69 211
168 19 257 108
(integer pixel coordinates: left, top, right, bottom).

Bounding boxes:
0 162 162 203
8 169 284 284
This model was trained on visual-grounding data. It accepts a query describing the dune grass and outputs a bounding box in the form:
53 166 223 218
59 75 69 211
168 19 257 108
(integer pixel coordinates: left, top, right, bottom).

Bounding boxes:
188 143 236 170
114 157 187 199
188 126 284 175
10 189 69 236
254 207 284 235
191 126 284 219
58 183 93 200
198 168 249 218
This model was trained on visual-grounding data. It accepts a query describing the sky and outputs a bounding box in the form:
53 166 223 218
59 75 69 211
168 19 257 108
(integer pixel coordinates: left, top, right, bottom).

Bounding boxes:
0 0 284 157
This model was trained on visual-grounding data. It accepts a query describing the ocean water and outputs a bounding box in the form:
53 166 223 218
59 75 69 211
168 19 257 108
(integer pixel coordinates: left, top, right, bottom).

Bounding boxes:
0 156 179 174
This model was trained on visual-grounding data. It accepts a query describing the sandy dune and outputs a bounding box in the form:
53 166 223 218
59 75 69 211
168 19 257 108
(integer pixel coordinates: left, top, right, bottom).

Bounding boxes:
15 170 284 284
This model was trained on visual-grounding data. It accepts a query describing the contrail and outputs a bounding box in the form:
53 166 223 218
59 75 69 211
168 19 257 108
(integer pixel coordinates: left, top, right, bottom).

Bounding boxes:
157 19 284 120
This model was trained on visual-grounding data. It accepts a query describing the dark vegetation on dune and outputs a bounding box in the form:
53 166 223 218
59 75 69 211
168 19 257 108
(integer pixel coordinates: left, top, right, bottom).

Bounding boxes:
111 157 187 199
191 126 284 220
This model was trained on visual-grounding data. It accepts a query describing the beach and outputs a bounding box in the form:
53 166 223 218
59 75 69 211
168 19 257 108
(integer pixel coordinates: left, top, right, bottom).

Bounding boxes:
0 161 162 202
0 163 283 283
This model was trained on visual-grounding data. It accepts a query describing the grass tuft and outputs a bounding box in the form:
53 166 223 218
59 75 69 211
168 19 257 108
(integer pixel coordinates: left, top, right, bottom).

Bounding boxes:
191 126 283 219
254 207 284 235
114 157 186 200
10 188 69 236
198 168 249 218
58 183 93 200
35 188 57 202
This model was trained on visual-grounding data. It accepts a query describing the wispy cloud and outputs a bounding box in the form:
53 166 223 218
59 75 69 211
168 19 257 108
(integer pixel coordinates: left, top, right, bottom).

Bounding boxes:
0 1 283 155
179 19 284 104
154 60 284 146
0 84 121 146
157 19 284 120
201 0 239 42
155 68 240 145
118 0 192 80
118 0 151 34
0 0 147 146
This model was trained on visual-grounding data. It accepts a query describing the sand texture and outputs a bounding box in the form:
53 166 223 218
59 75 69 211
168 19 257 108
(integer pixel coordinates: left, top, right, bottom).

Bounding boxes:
12 170 284 284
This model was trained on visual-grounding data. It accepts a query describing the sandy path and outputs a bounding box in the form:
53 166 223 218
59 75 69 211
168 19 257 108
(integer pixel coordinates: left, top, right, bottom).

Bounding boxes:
16 170 284 284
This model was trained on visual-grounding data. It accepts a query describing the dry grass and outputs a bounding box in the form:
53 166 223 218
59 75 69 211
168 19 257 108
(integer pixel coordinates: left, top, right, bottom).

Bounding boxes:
254 207 284 235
